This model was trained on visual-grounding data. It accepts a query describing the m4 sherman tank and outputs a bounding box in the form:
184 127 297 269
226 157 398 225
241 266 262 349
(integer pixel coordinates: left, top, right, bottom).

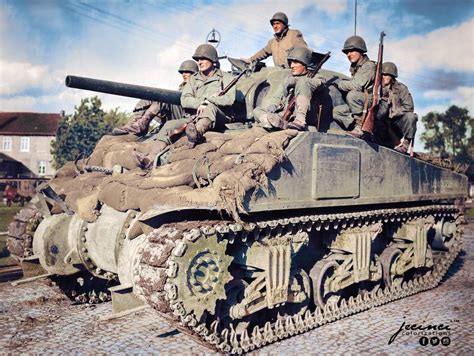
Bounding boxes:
8 58 468 353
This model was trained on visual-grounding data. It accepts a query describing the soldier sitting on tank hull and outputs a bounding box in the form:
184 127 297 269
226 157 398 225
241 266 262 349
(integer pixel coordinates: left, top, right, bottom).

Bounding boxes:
332 35 376 137
181 44 237 147
243 12 308 68
253 47 325 131
374 62 418 154
111 60 198 136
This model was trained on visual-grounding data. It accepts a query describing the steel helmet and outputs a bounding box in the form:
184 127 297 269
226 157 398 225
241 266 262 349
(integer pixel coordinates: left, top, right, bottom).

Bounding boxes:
178 60 198 74
192 44 219 63
381 62 398 78
342 35 367 53
287 47 312 67
270 12 289 26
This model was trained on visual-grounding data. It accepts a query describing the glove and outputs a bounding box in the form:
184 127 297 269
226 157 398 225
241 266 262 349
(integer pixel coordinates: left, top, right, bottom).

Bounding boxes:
283 76 297 96
197 99 210 115
266 104 280 113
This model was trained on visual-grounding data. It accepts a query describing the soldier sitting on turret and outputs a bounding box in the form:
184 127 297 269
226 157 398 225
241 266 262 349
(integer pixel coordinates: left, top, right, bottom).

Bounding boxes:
111 60 198 136
181 44 236 147
253 47 325 131
332 35 376 137
243 12 308 68
375 62 418 154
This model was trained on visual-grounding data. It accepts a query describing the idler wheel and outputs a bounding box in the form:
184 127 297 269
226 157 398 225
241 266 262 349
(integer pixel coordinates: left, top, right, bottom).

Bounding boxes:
310 259 341 309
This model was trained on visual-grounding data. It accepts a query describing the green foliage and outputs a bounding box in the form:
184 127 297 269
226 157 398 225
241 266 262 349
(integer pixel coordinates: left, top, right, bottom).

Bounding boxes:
51 96 131 169
421 105 473 165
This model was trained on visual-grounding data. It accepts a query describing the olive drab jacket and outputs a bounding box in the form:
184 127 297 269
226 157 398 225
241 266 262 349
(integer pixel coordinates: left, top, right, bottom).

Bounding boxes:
337 55 376 93
248 28 308 68
181 69 236 112
382 80 415 119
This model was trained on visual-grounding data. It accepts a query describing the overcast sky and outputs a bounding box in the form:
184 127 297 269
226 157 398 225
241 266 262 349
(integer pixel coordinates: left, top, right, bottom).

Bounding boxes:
1 0 473 148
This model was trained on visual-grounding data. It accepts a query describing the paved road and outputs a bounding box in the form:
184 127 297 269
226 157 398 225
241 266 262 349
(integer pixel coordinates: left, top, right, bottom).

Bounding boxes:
1 222 473 354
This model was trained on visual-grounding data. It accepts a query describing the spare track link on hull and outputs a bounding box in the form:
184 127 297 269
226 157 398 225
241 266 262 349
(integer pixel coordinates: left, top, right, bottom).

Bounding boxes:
135 205 463 354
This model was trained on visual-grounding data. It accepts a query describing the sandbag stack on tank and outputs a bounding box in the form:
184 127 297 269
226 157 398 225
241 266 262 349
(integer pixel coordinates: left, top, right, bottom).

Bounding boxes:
49 127 298 222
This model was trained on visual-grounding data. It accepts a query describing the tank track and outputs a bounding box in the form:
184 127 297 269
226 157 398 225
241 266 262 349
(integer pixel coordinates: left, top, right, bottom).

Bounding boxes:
6 205 112 304
6 204 43 260
135 204 463 353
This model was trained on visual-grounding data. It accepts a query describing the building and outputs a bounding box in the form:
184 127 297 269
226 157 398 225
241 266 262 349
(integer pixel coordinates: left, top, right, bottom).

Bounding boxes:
0 112 61 179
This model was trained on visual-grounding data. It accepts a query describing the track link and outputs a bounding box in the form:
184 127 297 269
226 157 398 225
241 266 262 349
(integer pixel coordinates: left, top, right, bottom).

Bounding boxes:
135 205 463 353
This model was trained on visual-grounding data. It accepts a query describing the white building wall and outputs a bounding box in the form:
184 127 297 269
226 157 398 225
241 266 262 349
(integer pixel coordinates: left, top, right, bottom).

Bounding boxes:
0 135 56 177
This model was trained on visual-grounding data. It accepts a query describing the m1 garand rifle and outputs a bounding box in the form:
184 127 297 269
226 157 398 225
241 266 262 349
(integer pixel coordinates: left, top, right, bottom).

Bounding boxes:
361 31 386 134
281 51 331 124
169 68 248 142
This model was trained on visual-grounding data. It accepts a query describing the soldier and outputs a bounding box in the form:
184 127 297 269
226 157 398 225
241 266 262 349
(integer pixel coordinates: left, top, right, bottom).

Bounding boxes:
253 47 325 130
111 60 198 136
181 43 236 147
243 12 308 68
375 62 418 153
332 35 376 137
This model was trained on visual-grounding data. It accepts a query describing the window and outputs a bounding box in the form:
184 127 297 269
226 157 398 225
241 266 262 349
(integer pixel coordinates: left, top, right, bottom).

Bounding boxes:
38 161 47 175
20 137 30 152
2 137 12 151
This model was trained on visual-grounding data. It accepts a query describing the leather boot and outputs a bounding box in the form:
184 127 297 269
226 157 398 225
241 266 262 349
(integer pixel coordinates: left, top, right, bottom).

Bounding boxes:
348 116 365 138
394 139 410 154
287 95 310 131
112 111 154 136
186 118 213 148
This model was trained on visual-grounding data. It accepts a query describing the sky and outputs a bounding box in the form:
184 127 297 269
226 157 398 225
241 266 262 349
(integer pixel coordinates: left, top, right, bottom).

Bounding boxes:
1 0 473 149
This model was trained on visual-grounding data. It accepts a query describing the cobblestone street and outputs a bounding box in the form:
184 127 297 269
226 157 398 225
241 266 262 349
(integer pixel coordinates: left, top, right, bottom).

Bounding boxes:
1 221 472 354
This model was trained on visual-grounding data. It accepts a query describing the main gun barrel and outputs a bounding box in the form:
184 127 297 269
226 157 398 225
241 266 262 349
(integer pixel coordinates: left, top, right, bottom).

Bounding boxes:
65 75 181 105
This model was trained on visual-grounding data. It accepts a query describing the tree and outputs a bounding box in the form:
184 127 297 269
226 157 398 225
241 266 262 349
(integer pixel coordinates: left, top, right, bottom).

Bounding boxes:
421 105 473 165
51 96 130 168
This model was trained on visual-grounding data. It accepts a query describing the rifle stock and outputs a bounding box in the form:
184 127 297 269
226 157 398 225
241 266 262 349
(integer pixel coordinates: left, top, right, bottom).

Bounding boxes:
361 32 386 134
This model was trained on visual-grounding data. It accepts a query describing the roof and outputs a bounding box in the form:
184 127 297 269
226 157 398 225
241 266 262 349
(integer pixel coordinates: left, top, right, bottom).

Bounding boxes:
0 112 61 136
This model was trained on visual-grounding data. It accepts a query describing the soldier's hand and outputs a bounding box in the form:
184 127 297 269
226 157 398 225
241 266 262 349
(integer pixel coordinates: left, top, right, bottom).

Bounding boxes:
197 100 209 115
284 76 297 95
266 104 280 113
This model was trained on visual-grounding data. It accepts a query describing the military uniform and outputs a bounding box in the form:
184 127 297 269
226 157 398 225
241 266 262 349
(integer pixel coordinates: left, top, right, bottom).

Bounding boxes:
112 60 198 137
253 47 324 130
248 28 308 68
375 77 417 143
181 68 236 130
333 55 376 129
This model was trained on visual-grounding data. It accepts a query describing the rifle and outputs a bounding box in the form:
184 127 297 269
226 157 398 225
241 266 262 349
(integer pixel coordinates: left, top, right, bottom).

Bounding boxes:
281 51 331 123
169 69 247 141
361 31 386 134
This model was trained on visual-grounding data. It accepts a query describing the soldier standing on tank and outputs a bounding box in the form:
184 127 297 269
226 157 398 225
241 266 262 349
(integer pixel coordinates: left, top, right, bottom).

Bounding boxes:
253 47 325 130
111 60 198 136
332 35 376 137
375 62 418 153
181 44 236 147
243 12 308 68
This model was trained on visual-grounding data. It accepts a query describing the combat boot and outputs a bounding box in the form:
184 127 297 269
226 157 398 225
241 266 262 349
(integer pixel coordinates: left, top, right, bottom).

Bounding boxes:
287 95 310 131
112 111 154 136
186 118 213 148
394 139 410 154
348 115 365 138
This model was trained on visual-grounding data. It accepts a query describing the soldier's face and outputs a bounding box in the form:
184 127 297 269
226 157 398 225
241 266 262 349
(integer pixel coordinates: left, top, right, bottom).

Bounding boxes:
197 58 213 73
290 60 307 76
181 72 192 82
382 74 394 86
346 50 363 64
271 21 286 34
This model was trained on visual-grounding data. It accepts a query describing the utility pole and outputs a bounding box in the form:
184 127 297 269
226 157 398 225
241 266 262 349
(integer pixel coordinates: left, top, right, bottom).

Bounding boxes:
354 0 358 35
